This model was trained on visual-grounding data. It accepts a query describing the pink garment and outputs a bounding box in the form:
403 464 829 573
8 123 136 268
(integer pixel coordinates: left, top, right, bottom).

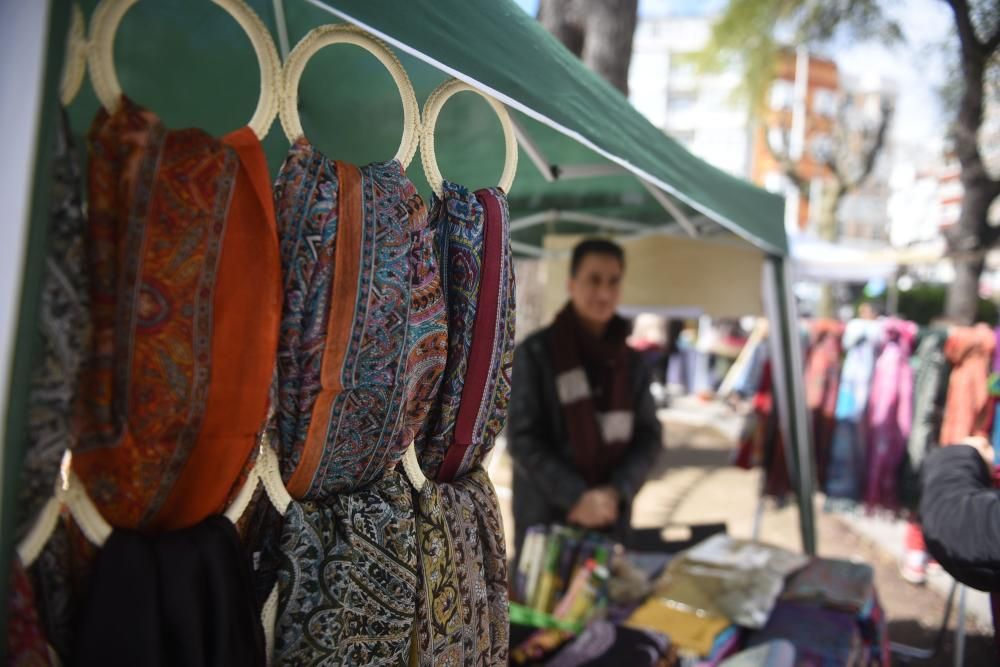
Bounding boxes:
865 319 917 509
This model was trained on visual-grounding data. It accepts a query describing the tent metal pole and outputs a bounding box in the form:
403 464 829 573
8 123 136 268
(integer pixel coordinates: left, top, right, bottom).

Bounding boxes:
510 240 545 257
509 210 558 232
779 256 817 554
762 257 817 554
640 180 698 238
556 164 627 179
271 0 291 60
509 116 557 182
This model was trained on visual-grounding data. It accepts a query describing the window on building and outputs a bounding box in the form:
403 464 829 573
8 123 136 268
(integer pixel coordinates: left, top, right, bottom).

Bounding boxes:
671 129 696 145
813 88 839 117
668 90 697 111
764 170 785 193
770 80 794 110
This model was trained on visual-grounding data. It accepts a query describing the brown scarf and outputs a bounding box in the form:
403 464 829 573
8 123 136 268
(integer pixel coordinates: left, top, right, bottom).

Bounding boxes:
549 303 634 486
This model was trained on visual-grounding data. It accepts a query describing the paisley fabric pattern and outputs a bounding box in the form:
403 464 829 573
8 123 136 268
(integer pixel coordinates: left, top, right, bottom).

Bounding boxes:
19 109 90 541
270 143 433 664
8 557 54 666
413 467 509 666
272 140 424 500
73 97 281 531
420 183 515 481
274 470 418 666
399 202 448 453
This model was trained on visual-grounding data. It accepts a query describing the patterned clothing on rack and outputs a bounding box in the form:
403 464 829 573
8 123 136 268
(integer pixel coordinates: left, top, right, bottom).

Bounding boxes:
271 141 421 500
865 319 916 509
826 319 880 502
7 557 53 666
73 97 281 531
19 108 91 542
804 320 844 488
413 467 508 666
418 183 515 482
73 515 266 667
899 330 950 509
270 141 429 665
410 182 514 666
941 324 996 444
273 470 418 666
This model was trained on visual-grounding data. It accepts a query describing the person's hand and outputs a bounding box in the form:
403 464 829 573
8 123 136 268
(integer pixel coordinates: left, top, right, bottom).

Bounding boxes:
960 436 994 468
567 487 620 529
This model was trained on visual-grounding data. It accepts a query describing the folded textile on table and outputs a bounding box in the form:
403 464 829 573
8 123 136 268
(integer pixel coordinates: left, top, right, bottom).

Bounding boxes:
745 602 861 667
73 515 265 667
645 535 808 630
625 597 730 657
780 558 874 614
545 619 674 667
717 640 796 667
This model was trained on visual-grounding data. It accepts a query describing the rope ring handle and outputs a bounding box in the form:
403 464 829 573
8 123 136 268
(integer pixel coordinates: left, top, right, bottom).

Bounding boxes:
421 78 518 198
280 24 420 167
401 441 427 492
60 4 87 106
87 0 281 139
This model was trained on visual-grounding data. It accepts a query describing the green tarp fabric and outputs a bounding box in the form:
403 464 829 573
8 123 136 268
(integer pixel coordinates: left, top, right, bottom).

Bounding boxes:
65 0 786 255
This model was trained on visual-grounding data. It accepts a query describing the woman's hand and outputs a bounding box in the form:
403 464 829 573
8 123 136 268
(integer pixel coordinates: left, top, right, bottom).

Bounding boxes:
567 486 620 528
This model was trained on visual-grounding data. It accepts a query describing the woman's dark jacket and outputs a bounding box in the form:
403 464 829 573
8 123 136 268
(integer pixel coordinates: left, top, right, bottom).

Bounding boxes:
507 327 663 556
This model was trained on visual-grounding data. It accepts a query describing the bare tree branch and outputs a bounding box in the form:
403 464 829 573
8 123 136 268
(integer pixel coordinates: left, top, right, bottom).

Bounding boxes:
945 0 986 59
985 26 1000 55
843 102 893 190
763 121 810 196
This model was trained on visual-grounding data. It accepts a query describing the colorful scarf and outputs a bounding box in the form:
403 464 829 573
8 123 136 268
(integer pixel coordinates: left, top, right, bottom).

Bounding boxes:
7 557 53 665
865 318 916 509
804 320 844 488
826 319 880 502
548 303 633 486
412 467 508 666
410 182 514 665
270 142 428 665
73 97 281 531
941 324 996 444
272 142 422 499
73 516 266 667
273 470 418 665
18 109 90 541
418 183 515 482
899 330 951 509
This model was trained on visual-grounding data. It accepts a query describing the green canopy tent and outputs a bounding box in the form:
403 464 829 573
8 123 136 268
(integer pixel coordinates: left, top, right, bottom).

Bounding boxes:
1 0 816 610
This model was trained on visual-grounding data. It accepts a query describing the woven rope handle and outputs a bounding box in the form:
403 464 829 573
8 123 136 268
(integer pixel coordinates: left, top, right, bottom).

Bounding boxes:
401 441 427 492
87 0 281 139
16 451 114 566
421 79 518 198
60 4 87 106
279 24 420 167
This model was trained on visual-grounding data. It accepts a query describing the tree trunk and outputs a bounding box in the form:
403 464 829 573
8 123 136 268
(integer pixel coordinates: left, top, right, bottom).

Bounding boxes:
942 0 1000 323
815 181 845 319
946 254 985 324
537 0 638 95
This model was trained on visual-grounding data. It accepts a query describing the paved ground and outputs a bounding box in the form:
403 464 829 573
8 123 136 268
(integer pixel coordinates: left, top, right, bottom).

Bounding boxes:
489 396 995 665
